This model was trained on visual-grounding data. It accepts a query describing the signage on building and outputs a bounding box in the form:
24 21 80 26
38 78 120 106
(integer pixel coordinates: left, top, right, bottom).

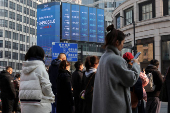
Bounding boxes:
52 42 78 62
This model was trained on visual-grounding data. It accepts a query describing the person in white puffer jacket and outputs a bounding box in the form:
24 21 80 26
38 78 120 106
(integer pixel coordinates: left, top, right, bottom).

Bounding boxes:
19 46 55 113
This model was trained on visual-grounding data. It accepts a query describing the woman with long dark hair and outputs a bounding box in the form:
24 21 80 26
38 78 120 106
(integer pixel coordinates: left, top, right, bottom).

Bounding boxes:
92 24 141 113
56 60 74 113
82 56 99 113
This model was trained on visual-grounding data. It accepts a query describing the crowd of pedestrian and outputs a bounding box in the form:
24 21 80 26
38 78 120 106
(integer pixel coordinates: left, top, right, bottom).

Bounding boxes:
0 24 169 113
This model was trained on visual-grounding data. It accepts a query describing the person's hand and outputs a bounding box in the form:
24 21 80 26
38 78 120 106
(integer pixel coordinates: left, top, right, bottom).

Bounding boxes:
132 58 140 65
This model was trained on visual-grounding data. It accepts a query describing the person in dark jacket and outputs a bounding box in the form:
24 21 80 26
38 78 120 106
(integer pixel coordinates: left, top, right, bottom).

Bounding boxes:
13 73 20 113
56 60 73 113
72 61 84 113
82 56 99 113
145 59 163 113
123 52 143 113
0 66 16 113
48 53 66 113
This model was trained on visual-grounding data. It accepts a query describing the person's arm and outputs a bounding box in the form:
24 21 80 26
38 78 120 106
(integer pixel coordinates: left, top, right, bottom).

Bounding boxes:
113 60 141 87
153 71 163 91
134 77 143 100
8 76 16 99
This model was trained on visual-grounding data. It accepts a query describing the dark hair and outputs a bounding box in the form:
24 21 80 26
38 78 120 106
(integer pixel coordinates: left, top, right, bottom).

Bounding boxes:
150 59 159 67
15 73 20 78
6 66 12 71
85 56 99 71
74 61 83 70
124 59 131 63
103 24 125 48
25 46 45 61
59 60 70 70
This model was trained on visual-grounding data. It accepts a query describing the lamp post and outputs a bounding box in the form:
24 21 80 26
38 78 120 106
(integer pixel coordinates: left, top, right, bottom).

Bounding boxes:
119 16 136 55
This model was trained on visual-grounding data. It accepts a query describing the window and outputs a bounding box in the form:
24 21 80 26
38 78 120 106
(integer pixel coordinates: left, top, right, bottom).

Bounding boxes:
0 50 2 58
27 36 29 43
17 4 22 12
0 29 3 37
4 0 8 7
20 44 25 51
20 53 25 60
17 14 22 22
5 31 11 39
20 0 23 3
27 0 29 6
24 0 26 4
9 21 12 29
27 17 29 24
4 10 8 17
26 45 29 51
124 7 133 25
9 11 15 20
139 0 155 21
13 42 18 50
13 32 18 40
23 16 26 23
30 9 32 16
0 9 8 17
0 40 3 47
163 0 170 15
0 19 8 27
9 1 15 10
26 26 29 33
142 4 152 20
27 8 29 15
33 10 35 17
116 14 120 29
13 52 18 60
5 41 11 48
30 0 32 7
24 7 26 14
0 61 7 67
33 2 36 8
5 51 11 59
23 25 26 33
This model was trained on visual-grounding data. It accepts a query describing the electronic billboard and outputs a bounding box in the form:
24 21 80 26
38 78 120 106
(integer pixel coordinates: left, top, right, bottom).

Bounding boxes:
71 4 80 41
89 7 97 42
62 3 71 40
97 9 105 43
37 2 60 57
80 6 88 41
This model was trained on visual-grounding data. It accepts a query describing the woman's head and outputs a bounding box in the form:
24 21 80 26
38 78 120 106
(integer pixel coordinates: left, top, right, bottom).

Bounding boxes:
59 60 71 71
25 46 45 61
74 61 83 71
103 24 125 51
85 56 99 71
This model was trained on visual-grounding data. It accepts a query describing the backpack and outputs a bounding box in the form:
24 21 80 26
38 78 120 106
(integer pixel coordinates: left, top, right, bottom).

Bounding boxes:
144 73 155 92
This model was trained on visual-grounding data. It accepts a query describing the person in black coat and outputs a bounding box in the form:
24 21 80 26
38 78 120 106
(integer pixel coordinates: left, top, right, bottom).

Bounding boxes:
145 59 163 113
48 53 66 113
82 56 99 113
56 60 73 113
72 61 84 113
0 66 16 113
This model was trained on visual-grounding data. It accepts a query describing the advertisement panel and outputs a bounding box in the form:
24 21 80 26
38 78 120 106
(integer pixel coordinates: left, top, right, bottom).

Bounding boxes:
89 7 97 42
97 9 104 43
37 2 60 56
71 4 80 41
62 3 71 40
80 6 88 41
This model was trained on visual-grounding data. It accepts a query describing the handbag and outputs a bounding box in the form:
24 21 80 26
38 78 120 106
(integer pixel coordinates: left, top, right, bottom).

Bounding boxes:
80 73 95 100
159 79 168 102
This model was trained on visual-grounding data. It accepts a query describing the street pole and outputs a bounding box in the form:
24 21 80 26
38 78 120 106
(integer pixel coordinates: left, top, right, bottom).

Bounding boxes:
133 21 136 55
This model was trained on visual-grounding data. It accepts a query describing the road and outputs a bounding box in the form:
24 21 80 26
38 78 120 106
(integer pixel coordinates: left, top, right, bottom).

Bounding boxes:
0 102 168 113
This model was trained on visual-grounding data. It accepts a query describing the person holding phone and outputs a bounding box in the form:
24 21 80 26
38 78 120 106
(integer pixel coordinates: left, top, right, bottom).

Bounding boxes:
92 24 141 113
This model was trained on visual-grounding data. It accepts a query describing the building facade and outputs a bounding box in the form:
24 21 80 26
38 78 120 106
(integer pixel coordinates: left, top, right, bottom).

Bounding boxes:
112 0 170 74
0 0 37 73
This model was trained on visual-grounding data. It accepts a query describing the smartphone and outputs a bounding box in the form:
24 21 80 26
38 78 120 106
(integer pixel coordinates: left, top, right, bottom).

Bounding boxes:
131 52 141 63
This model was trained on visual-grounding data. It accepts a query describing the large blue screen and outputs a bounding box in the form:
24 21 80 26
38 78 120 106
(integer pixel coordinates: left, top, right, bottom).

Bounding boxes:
80 6 88 41
89 7 97 42
62 3 71 40
71 4 80 41
97 9 104 43
37 2 60 56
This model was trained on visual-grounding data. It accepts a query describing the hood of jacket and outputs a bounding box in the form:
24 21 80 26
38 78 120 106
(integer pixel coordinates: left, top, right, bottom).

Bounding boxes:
51 59 61 66
85 68 97 77
0 70 9 80
145 64 158 73
22 60 44 74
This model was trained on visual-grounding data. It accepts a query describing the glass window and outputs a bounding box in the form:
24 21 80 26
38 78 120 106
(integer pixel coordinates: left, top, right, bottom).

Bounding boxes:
20 15 22 22
20 0 23 3
17 14 20 21
23 35 25 42
4 9 8 17
116 16 120 29
24 7 26 14
0 29 3 37
24 0 26 4
27 8 29 15
20 34 23 41
23 16 26 23
5 51 11 59
0 19 8 27
27 36 29 43
26 45 29 51
27 0 29 6
13 52 18 60
142 3 152 20
30 0 32 7
33 10 35 17
125 7 133 25
4 0 8 7
17 4 20 12
33 2 36 8
5 31 11 39
17 24 19 31
0 40 3 47
12 22 15 30
9 21 12 29
5 41 11 48
27 17 29 24
23 25 26 33
9 1 15 10
26 26 29 33
0 50 2 58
